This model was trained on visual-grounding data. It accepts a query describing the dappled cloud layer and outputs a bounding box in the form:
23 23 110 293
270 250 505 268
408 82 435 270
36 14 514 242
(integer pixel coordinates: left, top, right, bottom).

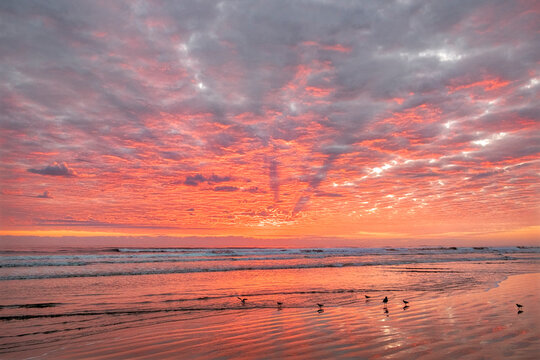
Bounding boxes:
1 0 538 241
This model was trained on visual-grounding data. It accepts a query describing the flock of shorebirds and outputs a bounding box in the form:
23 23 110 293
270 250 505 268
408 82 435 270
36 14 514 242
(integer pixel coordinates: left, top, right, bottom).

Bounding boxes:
238 296 525 314
237 295 410 313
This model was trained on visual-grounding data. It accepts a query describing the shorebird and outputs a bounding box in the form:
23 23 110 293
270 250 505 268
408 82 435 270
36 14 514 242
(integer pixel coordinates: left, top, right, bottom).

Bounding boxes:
403 300 409 305
382 296 388 305
317 303 324 309
277 302 283 308
516 304 523 309
365 295 371 299
317 308 324 313
237 297 247 304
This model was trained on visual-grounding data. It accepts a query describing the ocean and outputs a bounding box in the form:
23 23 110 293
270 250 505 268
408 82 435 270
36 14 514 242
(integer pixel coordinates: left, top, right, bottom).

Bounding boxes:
1 246 539 358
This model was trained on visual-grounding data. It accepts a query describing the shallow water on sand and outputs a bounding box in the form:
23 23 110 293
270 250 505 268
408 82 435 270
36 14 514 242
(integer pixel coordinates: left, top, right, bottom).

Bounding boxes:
1 247 539 358
3 273 539 359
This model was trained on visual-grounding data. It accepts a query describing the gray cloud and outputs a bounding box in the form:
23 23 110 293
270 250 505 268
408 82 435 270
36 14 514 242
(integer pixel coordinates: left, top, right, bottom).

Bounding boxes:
292 195 311 216
268 157 280 202
244 186 264 194
213 186 239 192
35 191 52 199
27 162 76 177
314 192 343 197
184 174 207 186
184 174 231 186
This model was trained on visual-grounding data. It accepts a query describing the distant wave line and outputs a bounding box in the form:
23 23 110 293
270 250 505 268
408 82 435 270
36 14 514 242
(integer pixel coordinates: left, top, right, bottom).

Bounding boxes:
0 256 518 281
0 255 307 268
114 246 540 254
2 246 537 269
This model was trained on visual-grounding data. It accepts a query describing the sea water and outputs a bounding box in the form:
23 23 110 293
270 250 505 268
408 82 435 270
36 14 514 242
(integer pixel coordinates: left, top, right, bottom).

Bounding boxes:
1 246 539 355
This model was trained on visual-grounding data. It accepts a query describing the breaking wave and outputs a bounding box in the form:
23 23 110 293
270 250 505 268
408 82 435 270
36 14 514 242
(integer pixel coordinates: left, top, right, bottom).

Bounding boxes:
1 246 538 281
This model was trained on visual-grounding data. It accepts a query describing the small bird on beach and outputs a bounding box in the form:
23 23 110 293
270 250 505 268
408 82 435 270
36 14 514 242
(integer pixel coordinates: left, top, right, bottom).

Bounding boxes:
317 308 324 313
317 303 324 309
277 302 283 308
516 303 523 309
403 305 409 310
365 295 371 299
237 297 247 304
382 296 388 305
403 300 409 305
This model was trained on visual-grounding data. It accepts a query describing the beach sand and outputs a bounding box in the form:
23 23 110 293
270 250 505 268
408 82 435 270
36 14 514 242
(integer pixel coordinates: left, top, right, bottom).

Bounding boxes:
7 273 538 359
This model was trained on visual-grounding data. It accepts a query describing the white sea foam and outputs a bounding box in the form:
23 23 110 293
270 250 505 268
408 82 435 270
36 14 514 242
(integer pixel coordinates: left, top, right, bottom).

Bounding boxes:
0 246 538 281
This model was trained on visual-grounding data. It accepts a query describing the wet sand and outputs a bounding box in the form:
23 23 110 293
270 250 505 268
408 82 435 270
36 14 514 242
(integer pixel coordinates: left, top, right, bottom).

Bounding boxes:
7 273 538 359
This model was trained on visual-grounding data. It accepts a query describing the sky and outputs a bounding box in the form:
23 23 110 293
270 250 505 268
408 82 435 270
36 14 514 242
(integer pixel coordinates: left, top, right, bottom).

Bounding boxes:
0 0 539 247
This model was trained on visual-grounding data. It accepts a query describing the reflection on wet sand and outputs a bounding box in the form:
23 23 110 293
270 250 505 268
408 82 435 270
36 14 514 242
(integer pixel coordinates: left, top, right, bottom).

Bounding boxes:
4 274 537 359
